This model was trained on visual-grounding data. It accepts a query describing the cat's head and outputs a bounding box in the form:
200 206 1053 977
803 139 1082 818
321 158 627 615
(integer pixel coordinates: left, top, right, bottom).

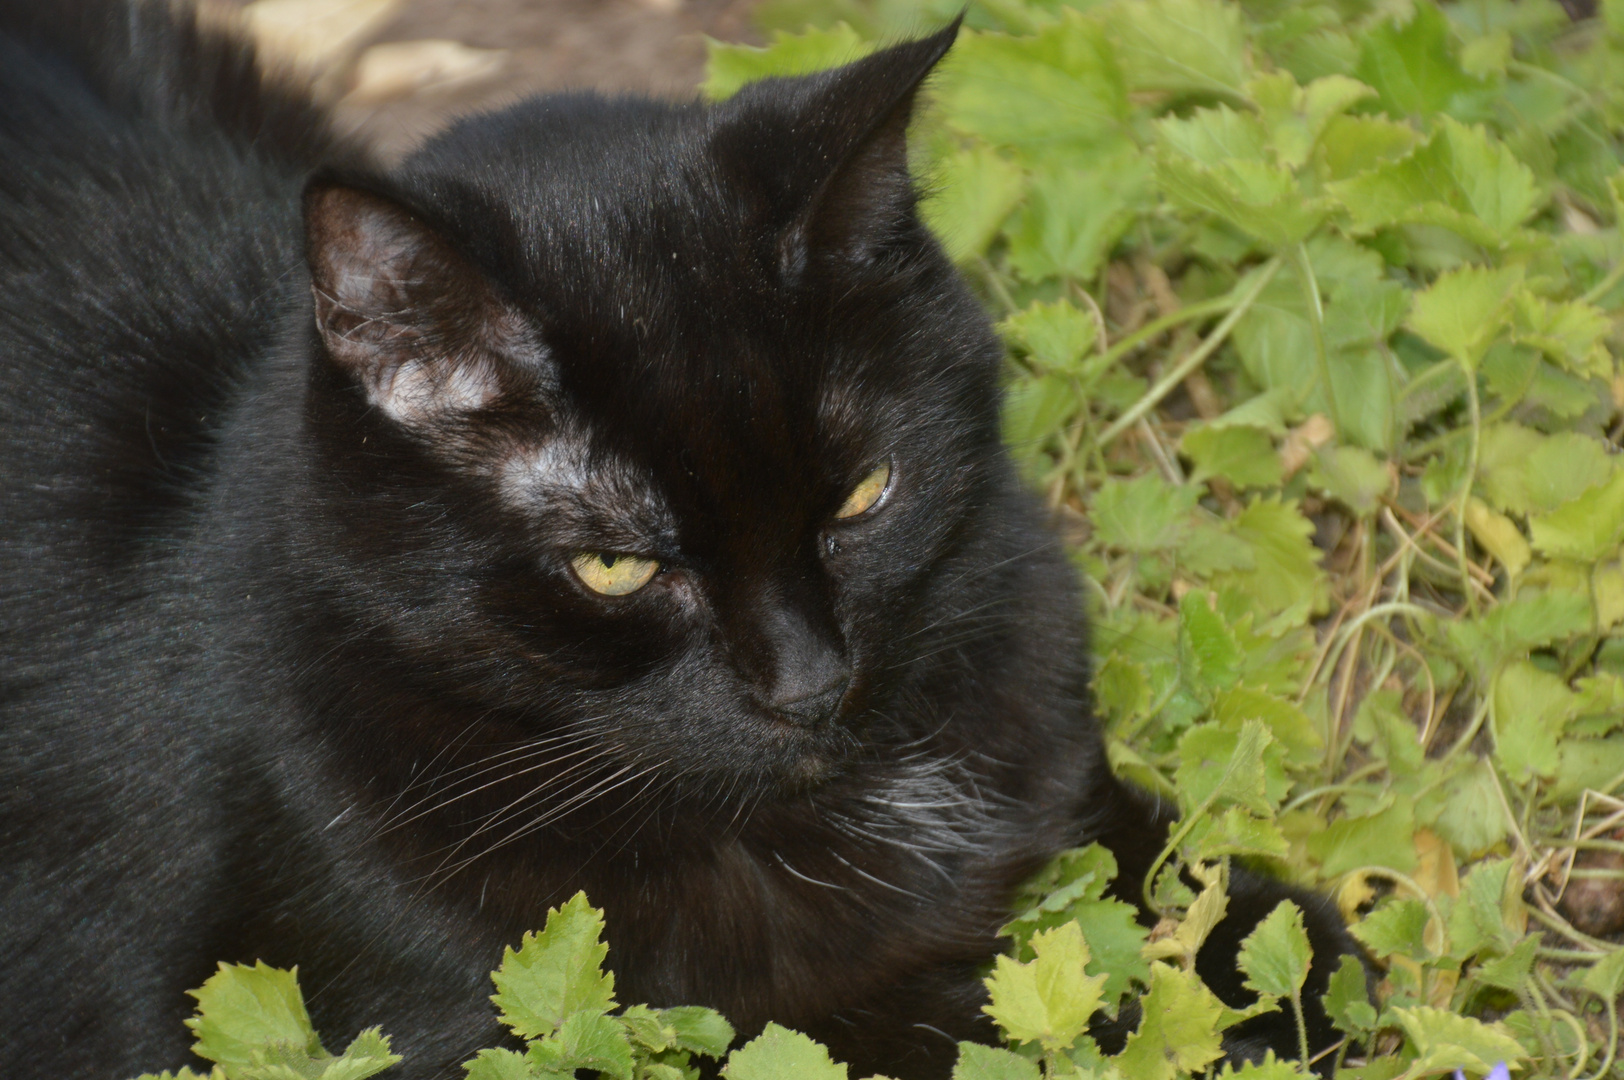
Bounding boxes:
297 22 1022 817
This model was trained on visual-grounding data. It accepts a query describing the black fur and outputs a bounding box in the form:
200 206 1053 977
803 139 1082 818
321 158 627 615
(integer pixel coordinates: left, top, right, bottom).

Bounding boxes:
0 3 1361 1077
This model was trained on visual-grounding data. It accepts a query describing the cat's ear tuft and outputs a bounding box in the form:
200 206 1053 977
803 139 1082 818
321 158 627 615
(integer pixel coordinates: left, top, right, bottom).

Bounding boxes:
715 18 961 274
304 182 546 427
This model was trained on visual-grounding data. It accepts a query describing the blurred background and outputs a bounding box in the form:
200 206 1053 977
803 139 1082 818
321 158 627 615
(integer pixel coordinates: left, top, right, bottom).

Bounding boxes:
228 0 765 160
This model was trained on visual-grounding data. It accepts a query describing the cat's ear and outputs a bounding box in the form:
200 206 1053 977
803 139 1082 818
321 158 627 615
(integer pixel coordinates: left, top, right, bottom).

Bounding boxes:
304 182 547 426
715 18 961 273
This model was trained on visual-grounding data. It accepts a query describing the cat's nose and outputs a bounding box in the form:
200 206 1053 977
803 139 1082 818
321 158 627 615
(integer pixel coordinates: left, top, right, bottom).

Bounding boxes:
769 674 852 728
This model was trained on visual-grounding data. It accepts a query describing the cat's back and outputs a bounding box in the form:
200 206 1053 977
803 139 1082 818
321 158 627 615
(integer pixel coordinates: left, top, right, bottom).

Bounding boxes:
0 0 343 573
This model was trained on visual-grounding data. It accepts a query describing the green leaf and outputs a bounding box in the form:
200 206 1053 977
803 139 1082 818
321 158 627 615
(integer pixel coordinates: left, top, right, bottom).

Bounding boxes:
1306 444 1391 515
1444 591 1592 676
1324 954 1378 1037
1350 897 1432 960
1405 264 1524 369
1179 591 1244 693
1104 0 1248 96
1390 1006 1527 1075
1007 146 1150 283
1305 797 1417 878
1155 107 1329 247
1181 424 1284 489
1476 423 1615 515
950 1042 1042 1080
1449 857 1520 959
462 1049 534 1080
1114 963 1227 1080
1429 757 1511 859
982 921 1106 1051
490 892 617 1040
1330 119 1542 249
1208 498 1329 630
1580 947 1624 1000
555 1011 635 1080
1000 299 1098 376
1237 900 1313 1000
936 13 1128 151
1213 1051 1314 1079
318 1030 403 1080
1354 3 1482 119
921 143 1027 264
1003 372 1076 474
702 25 873 101
186 962 324 1069
721 1024 846 1080
1492 660 1573 782
1092 473 1200 555
1250 71 1375 169
658 1006 736 1058
1175 719 1279 816
1529 466 1624 563
1212 686 1322 764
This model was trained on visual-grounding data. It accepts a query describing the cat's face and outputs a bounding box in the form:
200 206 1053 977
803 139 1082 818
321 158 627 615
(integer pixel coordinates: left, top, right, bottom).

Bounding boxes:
299 24 1008 811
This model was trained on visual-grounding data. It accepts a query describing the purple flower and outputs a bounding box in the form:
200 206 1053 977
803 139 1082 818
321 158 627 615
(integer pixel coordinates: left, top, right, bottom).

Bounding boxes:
1453 1066 1511 1080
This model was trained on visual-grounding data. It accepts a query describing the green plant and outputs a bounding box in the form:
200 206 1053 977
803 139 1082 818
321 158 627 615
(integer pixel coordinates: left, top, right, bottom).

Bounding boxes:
135 0 1624 1077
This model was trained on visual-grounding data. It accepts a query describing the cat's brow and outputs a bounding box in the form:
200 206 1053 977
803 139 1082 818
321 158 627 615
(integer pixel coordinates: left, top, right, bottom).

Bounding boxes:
496 435 673 543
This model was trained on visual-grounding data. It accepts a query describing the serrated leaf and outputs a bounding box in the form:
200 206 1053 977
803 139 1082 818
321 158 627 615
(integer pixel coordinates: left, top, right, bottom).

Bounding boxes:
1007 146 1150 283
658 1006 736 1058
1208 498 1329 630
313 1029 401 1080
186 962 323 1069
1237 900 1313 1000
1390 1007 1527 1073
1492 660 1573 782
1444 591 1592 676
1105 0 1248 96
1476 935 1538 992
1175 719 1275 816
1000 299 1098 376
1354 4 1481 119
1449 857 1521 959
721 1024 846 1080
1156 108 1328 247
922 143 1027 264
1325 953 1378 1037
1214 1050 1313 1078
1306 444 1391 514
1114 963 1227 1080
490 892 617 1040
951 1042 1042 1080
1144 860 1230 966
1405 264 1524 369
1306 797 1417 878
1580 947 1624 999
1351 897 1432 960
1330 119 1542 249
1529 466 1624 563
937 12 1127 150
553 1011 634 1080
1250 71 1375 169
1093 473 1200 555
1429 758 1510 860
1182 424 1284 489
462 1049 533 1080
983 921 1105 1051
702 24 872 101
1476 423 1615 516
1212 686 1322 764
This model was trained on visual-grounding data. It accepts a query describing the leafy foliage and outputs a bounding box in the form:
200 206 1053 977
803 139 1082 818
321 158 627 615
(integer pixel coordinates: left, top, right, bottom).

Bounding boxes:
136 1 1624 1078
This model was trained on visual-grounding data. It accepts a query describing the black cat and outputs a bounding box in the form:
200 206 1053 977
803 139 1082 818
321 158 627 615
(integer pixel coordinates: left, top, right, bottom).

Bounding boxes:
0 3 1360 1077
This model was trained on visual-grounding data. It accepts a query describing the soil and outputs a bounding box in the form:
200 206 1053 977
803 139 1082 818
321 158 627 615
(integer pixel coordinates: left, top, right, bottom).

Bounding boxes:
321 0 763 159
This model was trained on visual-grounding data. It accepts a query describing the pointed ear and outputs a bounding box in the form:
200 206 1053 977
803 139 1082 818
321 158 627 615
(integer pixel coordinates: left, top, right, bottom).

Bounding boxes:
715 19 961 274
304 182 547 427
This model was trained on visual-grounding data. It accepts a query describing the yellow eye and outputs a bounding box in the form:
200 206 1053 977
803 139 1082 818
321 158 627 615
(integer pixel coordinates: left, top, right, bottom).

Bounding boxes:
571 552 659 596
835 462 891 519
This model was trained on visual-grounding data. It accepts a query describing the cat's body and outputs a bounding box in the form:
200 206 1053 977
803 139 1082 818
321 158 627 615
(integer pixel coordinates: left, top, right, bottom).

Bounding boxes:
0 4 1357 1078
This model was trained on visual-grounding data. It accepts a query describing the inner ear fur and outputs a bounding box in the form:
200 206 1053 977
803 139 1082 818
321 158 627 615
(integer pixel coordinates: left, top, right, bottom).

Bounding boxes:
304 181 545 426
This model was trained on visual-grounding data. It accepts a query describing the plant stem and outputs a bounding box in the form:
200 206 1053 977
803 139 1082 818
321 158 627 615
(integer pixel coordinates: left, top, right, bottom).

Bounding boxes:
1290 242 1338 431
1100 258 1282 447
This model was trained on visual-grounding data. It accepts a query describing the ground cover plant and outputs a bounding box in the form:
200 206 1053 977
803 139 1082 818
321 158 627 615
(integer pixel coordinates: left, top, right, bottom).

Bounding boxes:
134 0 1624 1077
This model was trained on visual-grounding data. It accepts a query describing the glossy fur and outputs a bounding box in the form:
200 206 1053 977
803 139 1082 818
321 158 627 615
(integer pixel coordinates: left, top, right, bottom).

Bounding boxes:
0 3 1360 1077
